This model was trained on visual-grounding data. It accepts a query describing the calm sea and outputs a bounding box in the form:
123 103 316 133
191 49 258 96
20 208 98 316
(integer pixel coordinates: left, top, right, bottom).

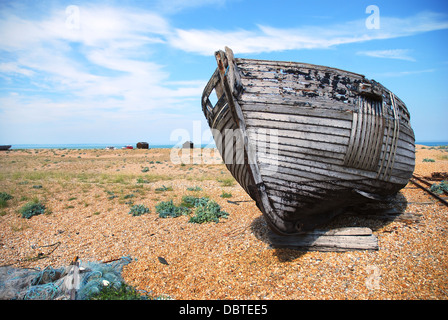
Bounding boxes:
415 141 448 146
4 141 447 150
7 143 213 150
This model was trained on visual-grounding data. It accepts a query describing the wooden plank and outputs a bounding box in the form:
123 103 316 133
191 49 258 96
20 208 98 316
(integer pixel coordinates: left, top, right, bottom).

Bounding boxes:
241 103 354 123
359 98 376 169
268 135 347 154
267 227 378 251
202 69 220 107
235 58 367 79
241 78 342 96
409 178 448 207
258 139 346 161
261 171 380 199
263 176 338 196
226 47 243 93
258 153 410 186
356 212 422 222
370 102 385 171
247 125 350 146
239 93 357 111
300 227 373 236
244 115 351 137
211 103 231 131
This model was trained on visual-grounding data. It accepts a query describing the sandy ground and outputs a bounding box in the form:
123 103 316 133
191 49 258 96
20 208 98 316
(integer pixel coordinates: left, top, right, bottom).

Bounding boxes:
0 145 447 300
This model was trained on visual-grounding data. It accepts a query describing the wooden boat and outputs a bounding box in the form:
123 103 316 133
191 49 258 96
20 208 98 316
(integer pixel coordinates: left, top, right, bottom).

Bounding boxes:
201 47 415 235
0 145 11 151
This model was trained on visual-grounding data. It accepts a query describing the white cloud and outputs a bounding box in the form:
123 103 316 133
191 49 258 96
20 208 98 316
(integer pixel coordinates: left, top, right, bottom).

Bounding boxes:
356 49 416 61
1 4 447 143
168 11 448 55
0 4 202 112
0 62 34 76
154 0 229 13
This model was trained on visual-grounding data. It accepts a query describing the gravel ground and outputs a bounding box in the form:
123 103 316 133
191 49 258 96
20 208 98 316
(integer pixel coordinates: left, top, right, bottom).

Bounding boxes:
0 146 447 300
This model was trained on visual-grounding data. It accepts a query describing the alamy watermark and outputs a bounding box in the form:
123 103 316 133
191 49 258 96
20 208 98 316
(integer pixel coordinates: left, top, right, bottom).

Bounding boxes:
169 121 279 172
365 5 380 29
365 265 381 290
65 5 80 30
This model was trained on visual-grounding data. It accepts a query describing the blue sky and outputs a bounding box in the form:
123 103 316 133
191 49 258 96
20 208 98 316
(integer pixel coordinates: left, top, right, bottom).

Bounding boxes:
0 0 447 145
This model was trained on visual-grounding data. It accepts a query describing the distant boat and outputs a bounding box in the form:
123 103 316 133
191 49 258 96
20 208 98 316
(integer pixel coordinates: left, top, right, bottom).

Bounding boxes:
122 145 133 150
0 145 11 151
201 47 415 235
105 146 116 150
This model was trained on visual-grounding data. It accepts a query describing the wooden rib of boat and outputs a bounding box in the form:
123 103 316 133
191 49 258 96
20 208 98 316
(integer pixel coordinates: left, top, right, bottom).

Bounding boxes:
201 47 415 235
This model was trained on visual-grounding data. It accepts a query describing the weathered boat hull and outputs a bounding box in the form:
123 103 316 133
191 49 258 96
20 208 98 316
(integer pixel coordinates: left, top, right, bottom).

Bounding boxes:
202 47 415 235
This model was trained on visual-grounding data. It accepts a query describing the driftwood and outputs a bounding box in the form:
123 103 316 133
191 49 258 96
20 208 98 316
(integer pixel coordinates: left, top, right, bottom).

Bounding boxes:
427 172 448 181
267 227 378 251
410 175 448 206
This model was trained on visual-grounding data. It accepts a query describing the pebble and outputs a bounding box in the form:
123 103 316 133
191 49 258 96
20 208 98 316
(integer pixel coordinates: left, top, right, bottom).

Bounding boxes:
0 146 447 299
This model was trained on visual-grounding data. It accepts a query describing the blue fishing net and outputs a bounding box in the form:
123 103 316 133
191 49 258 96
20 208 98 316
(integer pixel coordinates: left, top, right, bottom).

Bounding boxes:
0 256 133 300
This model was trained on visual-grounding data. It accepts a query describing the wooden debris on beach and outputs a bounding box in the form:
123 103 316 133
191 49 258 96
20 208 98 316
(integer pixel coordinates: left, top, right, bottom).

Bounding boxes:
267 227 378 251
427 171 448 181
410 175 448 206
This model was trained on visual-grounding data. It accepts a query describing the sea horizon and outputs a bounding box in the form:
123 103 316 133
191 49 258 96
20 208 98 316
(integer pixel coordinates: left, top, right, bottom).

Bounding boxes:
1 141 447 150
4 143 215 150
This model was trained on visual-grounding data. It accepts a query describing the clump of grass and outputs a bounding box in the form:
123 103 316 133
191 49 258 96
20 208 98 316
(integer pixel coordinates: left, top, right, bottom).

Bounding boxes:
189 199 228 224
136 177 149 184
220 192 232 198
155 200 190 218
0 192 13 208
423 158 435 162
141 167 149 172
128 204 150 216
89 282 150 300
156 196 228 224
186 186 202 191
218 178 235 187
180 195 209 208
19 199 46 219
430 181 448 195
155 185 173 192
